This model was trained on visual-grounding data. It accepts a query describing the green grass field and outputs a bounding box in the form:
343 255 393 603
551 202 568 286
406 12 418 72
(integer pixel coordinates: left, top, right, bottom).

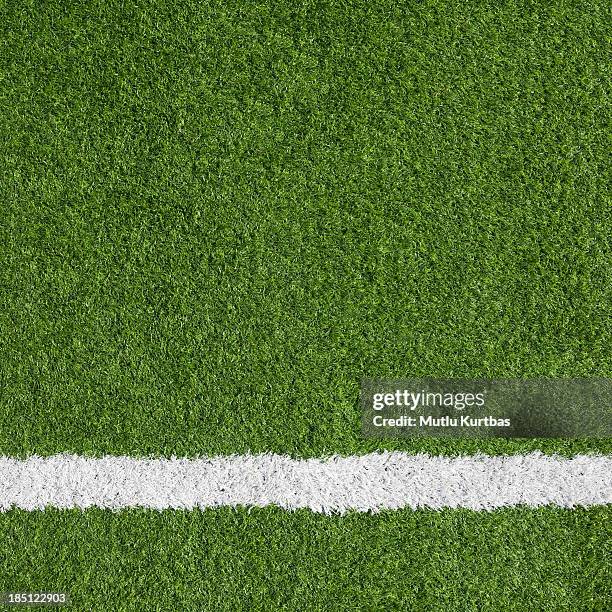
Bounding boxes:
3 508 610 611
1 0 610 609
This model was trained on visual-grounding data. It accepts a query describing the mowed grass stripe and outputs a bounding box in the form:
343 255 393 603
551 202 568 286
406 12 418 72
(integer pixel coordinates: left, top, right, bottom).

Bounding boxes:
2 452 610 513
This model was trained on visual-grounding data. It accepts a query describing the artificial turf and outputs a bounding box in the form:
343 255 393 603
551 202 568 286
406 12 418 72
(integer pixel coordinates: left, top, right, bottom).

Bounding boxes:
1 0 610 459
0 0 610 609
1 507 609 611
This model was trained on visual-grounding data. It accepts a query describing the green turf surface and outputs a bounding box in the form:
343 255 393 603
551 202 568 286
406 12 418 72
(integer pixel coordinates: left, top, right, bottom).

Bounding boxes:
0 0 610 458
0 0 610 610
1 507 609 611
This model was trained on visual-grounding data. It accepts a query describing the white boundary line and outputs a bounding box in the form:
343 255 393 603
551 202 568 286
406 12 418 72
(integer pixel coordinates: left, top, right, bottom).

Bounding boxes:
1 452 610 514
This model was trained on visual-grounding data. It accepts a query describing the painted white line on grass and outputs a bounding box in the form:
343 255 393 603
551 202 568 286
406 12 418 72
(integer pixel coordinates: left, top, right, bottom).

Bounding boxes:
0 452 610 514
